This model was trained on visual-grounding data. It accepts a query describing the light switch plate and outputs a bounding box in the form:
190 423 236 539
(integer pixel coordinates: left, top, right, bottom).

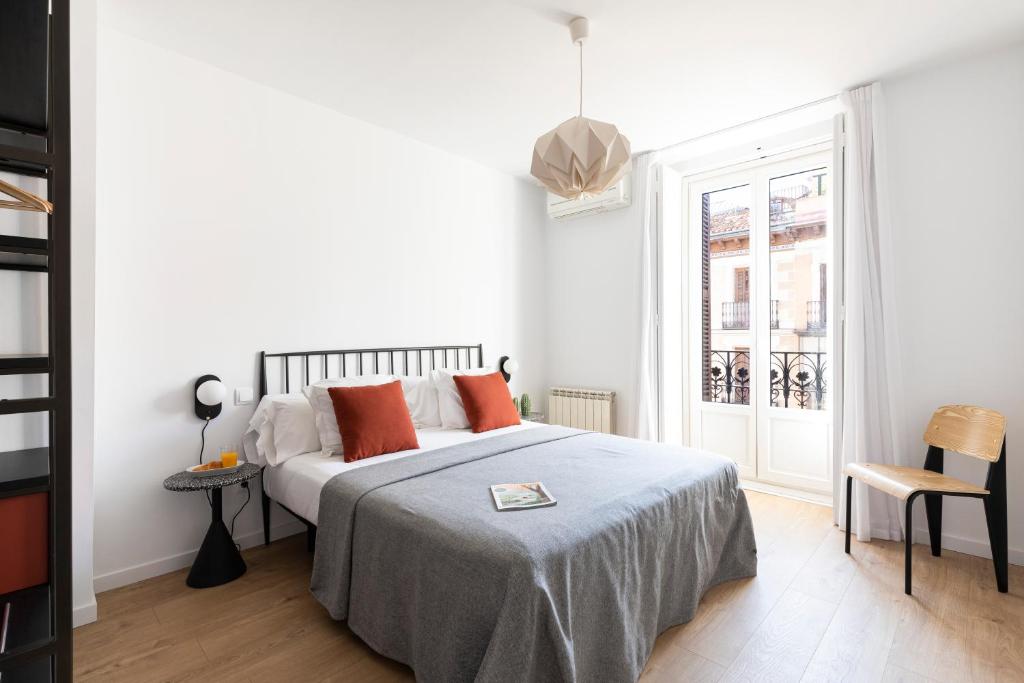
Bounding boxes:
235 387 255 405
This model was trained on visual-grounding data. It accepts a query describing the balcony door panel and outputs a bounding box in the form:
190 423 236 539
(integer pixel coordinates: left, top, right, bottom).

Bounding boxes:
688 172 758 480
756 154 832 493
701 410 755 477
687 148 834 496
763 409 830 489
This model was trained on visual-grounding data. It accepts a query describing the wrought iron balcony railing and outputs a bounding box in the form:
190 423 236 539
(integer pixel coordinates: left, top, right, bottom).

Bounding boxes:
806 300 826 332
705 349 826 410
721 300 779 330
706 350 751 405
771 351 826 409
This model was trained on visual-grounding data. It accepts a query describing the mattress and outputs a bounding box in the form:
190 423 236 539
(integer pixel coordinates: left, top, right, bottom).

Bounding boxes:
262 421 544 525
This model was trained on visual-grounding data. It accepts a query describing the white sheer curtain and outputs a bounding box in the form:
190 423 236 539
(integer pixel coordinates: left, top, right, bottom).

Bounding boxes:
837 82 907 541
634 152 660 440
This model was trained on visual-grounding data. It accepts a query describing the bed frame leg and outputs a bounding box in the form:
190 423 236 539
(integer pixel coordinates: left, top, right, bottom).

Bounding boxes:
306 525 316 553
261 468 271 546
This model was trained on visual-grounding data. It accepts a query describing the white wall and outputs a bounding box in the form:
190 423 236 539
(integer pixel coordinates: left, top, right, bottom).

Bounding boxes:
71 0 99 626
885 41 1024 563
92 27 547 590
544 181 644 437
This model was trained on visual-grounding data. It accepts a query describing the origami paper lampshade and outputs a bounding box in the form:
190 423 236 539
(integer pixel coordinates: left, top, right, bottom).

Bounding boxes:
531 116 631 200
531 17 631 201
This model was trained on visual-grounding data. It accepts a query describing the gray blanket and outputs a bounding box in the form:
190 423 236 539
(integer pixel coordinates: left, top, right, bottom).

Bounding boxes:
311 426 757 683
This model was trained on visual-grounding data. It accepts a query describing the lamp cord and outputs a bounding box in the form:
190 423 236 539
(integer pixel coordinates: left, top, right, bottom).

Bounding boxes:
199 418 210 464
578 41 583 118
229 484 252 551
199 418 213 505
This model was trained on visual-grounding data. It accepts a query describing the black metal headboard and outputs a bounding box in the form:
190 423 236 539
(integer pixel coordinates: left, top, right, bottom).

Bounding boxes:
259 344 485 398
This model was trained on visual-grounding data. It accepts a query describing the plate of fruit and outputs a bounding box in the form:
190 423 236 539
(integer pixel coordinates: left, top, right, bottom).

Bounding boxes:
187 459 244 477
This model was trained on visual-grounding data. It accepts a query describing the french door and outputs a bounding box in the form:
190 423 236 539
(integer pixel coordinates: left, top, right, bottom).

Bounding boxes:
686 147 837 495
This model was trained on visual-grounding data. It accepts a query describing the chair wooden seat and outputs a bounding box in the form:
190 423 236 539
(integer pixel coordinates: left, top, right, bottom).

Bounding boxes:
844 462 989 500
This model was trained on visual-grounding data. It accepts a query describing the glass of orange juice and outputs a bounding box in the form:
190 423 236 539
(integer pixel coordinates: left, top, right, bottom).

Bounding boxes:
219 446 238 468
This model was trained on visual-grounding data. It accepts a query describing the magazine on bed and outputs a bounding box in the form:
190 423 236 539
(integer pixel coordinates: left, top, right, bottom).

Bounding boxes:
490 482 556 511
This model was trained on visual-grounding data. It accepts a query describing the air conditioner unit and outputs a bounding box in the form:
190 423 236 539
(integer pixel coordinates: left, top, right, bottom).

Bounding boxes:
546 177 631 220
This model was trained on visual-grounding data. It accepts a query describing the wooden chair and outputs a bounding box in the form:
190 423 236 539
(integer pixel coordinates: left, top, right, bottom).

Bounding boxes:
843 405 1007 595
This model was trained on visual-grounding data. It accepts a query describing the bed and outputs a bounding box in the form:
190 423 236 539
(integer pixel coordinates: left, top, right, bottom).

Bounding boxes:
259 422 545 527
249 344 757 683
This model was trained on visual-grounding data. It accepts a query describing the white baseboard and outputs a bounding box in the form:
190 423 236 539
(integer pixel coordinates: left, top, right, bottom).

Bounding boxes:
912 526 1024 566
740 479 833 508
92 520 305 595
73 597 98 628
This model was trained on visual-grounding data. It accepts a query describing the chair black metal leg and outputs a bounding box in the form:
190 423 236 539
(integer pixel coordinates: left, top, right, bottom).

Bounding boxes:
905 495 917 596
983 497 1008 593
845 476 853 554
261 468 271 547
984 442 1009 593
922 445 944 558
925 494 942 557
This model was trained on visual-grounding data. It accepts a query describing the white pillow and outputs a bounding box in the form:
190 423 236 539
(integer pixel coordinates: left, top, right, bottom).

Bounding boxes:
248 393 307 466
247 393 280 433
303 375 395 455
268 397 320 465
431 366 500 429
256 421 277 466
400 376 441 428
242 427 262 467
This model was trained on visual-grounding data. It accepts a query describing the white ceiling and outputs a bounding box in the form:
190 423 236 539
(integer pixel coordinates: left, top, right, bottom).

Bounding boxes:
102 0 1024 178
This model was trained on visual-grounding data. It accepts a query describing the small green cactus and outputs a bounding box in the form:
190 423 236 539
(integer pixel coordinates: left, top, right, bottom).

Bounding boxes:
512 396 520 414
520 393 531 417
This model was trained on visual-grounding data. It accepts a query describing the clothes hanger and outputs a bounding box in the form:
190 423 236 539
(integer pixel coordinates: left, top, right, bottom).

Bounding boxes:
0 177 53 214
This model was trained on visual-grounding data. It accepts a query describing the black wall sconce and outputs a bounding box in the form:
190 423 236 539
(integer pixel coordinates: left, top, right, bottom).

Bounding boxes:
194 374 226 421
498 356 519 383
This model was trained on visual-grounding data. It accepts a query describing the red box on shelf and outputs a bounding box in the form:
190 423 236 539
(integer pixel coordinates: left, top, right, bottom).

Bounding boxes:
0 492 48 594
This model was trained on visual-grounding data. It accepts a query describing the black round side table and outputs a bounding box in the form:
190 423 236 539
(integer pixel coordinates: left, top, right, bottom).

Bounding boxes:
163 462 261 588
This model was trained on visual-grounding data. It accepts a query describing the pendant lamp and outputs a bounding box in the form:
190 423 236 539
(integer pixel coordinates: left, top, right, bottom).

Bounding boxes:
531 17 631 200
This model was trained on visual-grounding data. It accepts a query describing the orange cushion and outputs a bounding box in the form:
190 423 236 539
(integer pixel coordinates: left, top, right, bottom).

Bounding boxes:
453 372 521 433
0 492 48 594
328 380 419 462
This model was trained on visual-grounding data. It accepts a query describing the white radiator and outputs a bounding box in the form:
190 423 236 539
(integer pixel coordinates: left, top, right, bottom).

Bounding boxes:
548 387 616 433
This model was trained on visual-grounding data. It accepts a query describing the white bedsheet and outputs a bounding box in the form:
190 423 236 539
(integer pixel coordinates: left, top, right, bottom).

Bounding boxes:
263 421 544 525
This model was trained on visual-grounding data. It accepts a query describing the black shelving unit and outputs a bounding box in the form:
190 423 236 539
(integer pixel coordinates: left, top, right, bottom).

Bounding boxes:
0 0 72 681
0 356 50 376
0 448 50 498
0 237 49 273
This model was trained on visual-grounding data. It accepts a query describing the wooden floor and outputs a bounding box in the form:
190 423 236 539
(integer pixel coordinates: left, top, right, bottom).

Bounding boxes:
74 491 1024 682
